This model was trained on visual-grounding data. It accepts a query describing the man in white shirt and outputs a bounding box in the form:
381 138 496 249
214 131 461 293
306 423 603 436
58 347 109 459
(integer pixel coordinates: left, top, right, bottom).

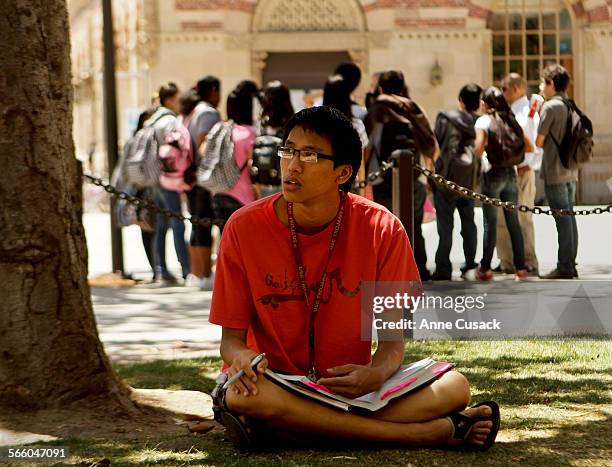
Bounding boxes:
495 73 542 275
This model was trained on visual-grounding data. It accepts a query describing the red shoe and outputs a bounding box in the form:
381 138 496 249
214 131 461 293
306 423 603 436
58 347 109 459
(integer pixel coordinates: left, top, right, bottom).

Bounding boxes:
515 269 528 281
477 269 493 281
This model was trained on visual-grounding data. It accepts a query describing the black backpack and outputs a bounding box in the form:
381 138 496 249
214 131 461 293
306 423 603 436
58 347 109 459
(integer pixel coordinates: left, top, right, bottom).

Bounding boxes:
434 110 478 190
250 129 282 186
550 97 594 170
486 111 525 168
380 120 414 162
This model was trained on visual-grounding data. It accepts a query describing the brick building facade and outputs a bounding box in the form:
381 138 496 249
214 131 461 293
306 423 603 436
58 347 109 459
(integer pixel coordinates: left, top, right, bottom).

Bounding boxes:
69 0 612 203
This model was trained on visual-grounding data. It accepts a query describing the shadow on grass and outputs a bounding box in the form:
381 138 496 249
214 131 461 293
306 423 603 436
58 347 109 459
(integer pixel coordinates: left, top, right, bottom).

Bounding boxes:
12 340 608 466
44 412 612 466
116 357 221 394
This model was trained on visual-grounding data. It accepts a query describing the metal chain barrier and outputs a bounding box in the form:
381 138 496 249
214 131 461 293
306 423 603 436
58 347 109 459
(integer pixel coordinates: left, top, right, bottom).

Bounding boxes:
83 173 226 228
84 157 611 223
353 152 400 190
353 156 612 217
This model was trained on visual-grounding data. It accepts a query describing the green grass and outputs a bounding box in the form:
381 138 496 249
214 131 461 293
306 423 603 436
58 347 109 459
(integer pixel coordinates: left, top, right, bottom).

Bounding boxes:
29 340 612 466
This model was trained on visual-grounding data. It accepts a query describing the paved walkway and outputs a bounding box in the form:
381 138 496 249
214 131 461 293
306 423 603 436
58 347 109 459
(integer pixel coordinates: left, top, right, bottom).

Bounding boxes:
85 208 612 362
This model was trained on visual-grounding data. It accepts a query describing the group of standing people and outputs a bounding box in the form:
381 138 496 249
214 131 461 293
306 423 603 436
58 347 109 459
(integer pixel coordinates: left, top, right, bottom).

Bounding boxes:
117 62 580 285
117 75 297 287
427 64 579 281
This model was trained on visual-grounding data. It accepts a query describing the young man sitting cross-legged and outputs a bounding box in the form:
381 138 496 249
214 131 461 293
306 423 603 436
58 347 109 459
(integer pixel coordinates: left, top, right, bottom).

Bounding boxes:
209 106 500 451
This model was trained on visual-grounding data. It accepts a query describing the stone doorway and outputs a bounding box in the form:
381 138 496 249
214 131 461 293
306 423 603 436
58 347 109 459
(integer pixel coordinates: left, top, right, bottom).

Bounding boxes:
262 51 352 110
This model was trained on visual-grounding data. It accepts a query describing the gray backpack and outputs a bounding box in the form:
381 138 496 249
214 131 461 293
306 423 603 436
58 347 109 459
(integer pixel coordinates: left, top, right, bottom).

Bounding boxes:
197 120 248 192
550 97 594 170
124 111 171 188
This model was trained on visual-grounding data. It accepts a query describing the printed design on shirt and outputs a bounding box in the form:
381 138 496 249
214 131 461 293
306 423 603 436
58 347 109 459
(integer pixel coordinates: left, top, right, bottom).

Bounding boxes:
257 267 361 310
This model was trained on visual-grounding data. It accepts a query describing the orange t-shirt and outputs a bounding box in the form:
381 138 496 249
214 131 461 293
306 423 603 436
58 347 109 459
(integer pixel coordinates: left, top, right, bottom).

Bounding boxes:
209 192 420 377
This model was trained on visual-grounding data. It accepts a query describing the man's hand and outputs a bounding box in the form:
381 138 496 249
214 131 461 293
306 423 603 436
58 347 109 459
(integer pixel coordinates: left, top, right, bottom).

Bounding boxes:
227 349 268 397
317 364 385 398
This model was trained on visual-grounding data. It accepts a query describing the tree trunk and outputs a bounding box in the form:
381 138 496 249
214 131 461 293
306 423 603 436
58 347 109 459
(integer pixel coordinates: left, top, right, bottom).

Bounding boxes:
0 0 132 410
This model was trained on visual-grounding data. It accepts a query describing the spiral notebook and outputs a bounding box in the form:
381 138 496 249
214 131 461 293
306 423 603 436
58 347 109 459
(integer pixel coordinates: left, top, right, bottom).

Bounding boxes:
264 357 454 412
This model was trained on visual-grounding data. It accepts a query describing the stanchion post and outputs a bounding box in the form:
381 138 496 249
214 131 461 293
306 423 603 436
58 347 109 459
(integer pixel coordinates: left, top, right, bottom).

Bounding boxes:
102 0 124 274
392 149 415 339
392 149 415 245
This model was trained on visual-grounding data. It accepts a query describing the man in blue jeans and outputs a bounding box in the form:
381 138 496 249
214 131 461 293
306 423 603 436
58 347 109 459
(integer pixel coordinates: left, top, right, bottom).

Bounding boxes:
432 84 482 280
536 65 578 279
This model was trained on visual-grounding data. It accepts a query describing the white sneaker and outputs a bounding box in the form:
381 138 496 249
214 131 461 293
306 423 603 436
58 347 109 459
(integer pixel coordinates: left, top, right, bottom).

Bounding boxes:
200 274 215 291
184 274 200 287
461 268 478 281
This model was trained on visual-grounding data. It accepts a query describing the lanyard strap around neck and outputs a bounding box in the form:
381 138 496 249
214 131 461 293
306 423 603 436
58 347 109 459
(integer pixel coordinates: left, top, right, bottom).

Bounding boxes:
287 192 345 381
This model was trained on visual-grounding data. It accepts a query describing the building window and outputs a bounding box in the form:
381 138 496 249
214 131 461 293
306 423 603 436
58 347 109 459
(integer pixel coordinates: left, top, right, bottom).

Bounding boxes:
490 1 573 96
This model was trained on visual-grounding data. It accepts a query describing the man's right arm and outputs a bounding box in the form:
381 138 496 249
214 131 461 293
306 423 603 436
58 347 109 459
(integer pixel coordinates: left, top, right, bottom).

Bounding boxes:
220 328 267 396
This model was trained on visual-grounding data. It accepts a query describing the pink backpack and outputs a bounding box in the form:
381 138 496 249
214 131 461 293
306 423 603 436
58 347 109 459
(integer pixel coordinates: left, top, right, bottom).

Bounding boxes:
158 114 196 192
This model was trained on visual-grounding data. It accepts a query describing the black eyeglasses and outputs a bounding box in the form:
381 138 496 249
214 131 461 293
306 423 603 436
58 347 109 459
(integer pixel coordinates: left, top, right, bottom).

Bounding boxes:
277 146 335 164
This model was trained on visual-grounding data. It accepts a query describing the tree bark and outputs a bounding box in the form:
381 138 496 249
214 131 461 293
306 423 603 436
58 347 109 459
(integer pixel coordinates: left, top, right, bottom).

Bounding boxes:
0 0 132 410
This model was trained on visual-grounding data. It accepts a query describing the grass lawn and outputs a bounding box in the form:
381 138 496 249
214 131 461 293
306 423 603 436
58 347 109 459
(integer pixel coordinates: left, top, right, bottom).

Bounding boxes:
36 340 612 466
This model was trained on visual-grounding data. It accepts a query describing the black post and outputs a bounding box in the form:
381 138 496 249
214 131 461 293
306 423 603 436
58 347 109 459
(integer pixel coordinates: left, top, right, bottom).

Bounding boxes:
102 0 124 274
392 149 414 245
392 149 415 339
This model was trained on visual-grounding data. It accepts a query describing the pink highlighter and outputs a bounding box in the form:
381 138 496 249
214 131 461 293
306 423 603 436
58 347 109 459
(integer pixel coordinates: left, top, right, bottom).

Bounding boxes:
303 380 336 394
380 377 417 401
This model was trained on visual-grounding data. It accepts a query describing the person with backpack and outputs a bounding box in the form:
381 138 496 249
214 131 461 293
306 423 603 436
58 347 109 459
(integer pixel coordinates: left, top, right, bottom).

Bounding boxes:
365 70 438 281
205 82 258 232
111 107 157 280
536 65 587 279
495 73 543 276
431 84 482 281
185 76 222 290
149 82 190 283
474 87 533 281
251 80 294 198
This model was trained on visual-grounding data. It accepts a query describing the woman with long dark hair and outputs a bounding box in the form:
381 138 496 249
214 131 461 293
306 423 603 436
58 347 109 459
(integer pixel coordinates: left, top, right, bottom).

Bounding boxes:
210 82 259 228
252 80 295 198
474 86 533 281
323 75 368 195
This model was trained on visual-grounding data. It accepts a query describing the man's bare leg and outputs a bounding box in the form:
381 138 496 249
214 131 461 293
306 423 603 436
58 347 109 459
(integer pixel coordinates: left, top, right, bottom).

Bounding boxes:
225 374 493 447
369 370 469 423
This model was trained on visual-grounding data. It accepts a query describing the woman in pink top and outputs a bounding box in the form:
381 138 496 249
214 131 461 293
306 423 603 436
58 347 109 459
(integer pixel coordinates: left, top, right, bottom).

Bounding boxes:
211 82 258 231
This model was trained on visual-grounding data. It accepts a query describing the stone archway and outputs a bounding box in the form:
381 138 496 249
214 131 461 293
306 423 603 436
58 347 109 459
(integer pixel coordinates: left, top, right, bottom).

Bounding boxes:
250 0 368 90
252 0 366 33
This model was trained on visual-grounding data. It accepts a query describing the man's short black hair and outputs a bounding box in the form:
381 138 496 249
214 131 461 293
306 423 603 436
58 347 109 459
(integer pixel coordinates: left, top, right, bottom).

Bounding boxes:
541 64 570 92
459 83 483 112
158 82 178 107
334 62 361 94
378 70 407 96
283 106 361 192
197 75 220 101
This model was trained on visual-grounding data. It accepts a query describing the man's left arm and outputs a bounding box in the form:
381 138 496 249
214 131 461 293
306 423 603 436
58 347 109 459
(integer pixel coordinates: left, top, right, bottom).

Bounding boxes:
317 338 404 398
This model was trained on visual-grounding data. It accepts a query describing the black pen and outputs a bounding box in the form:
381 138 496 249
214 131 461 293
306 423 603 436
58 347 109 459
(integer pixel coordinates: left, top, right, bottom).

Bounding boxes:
222 353 266 390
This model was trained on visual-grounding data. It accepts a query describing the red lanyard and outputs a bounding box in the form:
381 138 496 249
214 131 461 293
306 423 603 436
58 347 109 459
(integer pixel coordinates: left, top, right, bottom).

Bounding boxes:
287 192 345 381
